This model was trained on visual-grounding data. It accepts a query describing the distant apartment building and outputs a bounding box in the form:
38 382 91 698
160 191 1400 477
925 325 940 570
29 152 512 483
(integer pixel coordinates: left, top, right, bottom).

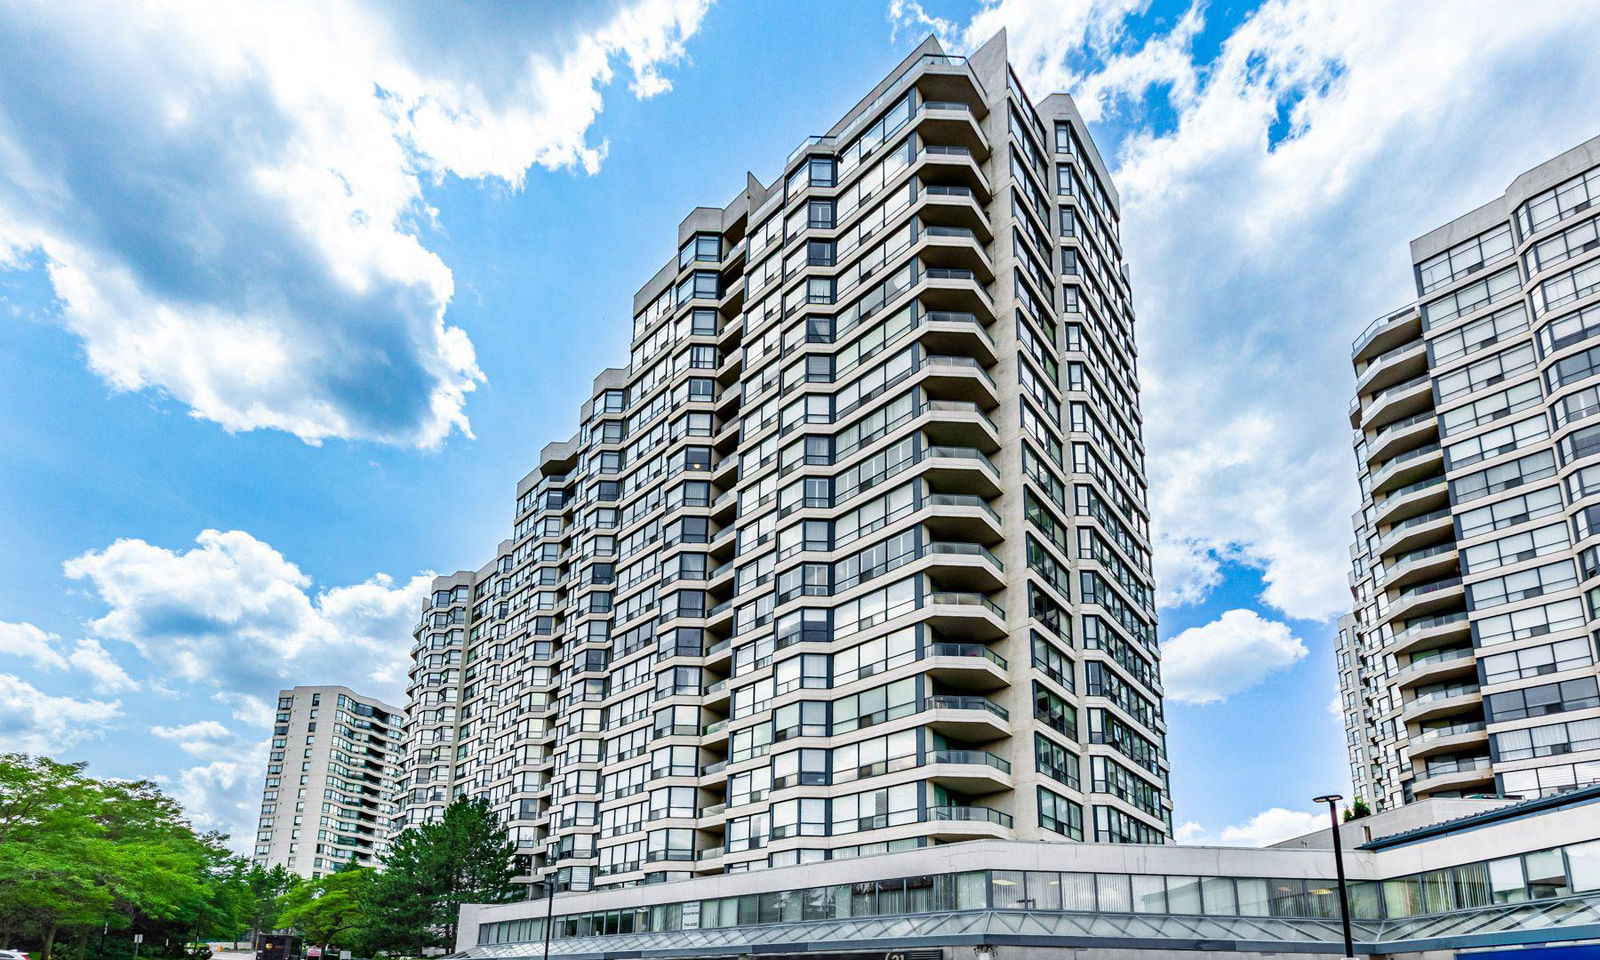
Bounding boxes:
1341 135 1600 810
252 684 404 876
399 29 1167 897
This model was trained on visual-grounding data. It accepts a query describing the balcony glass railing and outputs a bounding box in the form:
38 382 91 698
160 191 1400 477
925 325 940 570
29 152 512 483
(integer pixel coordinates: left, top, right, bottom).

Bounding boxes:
1398 576 1462 600
1384 474 1446 502
1372 410 1437 447
1399 647 1474 676
1415 719 1486 742
1394 610 1468 639
927 695 1008 720
926 591 1006 619
928 749 1012 774
928 804 1013 827
927 642 1008 670
1383 507 1451 541
1406 683 1479 707
926 540 1005 571
1377 442 1442 474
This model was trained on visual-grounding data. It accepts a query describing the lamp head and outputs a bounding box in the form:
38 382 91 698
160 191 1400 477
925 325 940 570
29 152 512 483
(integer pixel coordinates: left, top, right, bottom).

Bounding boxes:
1313 794 1344 805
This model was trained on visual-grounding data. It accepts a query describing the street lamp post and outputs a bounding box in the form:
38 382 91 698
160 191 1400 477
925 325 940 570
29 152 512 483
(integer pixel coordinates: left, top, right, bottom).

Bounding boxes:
541 874 557 960
1313 794 1356 960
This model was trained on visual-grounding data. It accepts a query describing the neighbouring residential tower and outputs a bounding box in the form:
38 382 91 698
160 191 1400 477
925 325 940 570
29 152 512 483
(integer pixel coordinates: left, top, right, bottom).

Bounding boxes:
252 684 405 876
398 30 1167 896
1341 136 1600 810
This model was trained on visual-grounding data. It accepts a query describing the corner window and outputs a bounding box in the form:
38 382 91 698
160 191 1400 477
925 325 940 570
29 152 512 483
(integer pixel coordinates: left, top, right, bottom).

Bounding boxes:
807 200 835 230
678 233 722 268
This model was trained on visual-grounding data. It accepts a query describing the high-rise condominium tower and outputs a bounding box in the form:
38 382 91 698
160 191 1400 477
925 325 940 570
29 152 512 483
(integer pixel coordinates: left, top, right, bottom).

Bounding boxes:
398 31 1166 896
252 684 405 876
1341 136 1600 810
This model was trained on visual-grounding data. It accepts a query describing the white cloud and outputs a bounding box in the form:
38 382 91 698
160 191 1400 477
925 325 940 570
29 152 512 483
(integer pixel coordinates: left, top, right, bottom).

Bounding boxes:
170 754 266 846
64 529 429 704
905 0 1600 621
0 674 121 755
64 639 137 693
0 620 135 692
0 621 67 669
1152 537 1222 608
1179 807 1325 846
214 692 276 728
1161 608 1307 705
152 720 241 759
0 0 709 448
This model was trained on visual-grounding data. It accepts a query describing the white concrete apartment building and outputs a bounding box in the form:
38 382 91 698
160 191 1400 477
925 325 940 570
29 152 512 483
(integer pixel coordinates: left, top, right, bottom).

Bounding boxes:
252 684 405 876
1341 135 1600 811
398 29 1166 897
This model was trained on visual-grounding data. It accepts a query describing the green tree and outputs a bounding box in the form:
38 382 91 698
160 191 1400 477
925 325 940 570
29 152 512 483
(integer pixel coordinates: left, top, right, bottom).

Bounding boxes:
277 868 371 950
0 754 250 960
359 798 517 954
1343 797 1373 822
241 862 294 945
357 831 435 957
0 755 113 958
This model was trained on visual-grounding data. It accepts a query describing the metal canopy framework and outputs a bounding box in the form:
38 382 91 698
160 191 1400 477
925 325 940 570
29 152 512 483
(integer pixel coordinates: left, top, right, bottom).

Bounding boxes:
456 893 1600 959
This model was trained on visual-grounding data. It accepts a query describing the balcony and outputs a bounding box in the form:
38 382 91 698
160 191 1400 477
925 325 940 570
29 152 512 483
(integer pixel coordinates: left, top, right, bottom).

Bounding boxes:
1385 575 1464 622
923 445 1003 497
1401 684 1482 724
917 183 991 246
925 804 1014 841
1359 373 1435 433
1394 645 1477 689
922 353 1000 408
919 399 1001 452
920 309 1000 366
1406 720 1488 759
919 144 989 199
1386 610 1471 657
921 225 996 283
1409 755 1495 797
925 694 1010 741
924 591 1007 641
926 749 1013 793
922 492 1004 544
917 98 991 157
1369 442 1444 496
1352 307 1423 368
925 642 1009 691
923 541 1006 591
1378 507 1454 558
1382 540 1458 592
1373 474 1449 529
1367 410 1439 467
1355 335 1428 395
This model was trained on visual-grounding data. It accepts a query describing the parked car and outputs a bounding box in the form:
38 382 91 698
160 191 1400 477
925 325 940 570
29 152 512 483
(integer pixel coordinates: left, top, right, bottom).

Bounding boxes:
2 949 33 960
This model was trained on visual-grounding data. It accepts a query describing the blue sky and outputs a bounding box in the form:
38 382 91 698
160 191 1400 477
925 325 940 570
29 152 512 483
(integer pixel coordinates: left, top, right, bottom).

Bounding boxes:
3 0 1600 848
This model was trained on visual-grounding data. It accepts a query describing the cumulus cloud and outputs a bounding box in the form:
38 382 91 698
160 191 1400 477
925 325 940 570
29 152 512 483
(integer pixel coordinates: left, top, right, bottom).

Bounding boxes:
0 0 709 447
152 720 242 759
903 0 1600 620
0 621 66 669
214 692 277 728
1161 609 1307 705
1179 807 1325 847
0 620 135 692
0 674 121 754
169 756 266 844
64 529 430 704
